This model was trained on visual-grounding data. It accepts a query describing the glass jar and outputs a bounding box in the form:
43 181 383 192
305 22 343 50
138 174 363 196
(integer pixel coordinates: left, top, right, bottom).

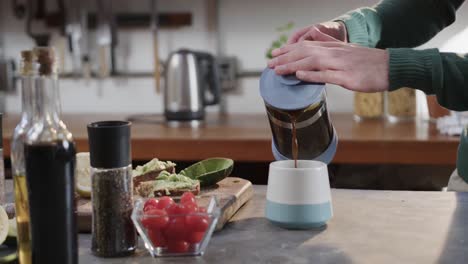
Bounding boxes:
426 95 450 120
88 121 136 257
354 92 384 120
386 87 416 121
260 69 337 164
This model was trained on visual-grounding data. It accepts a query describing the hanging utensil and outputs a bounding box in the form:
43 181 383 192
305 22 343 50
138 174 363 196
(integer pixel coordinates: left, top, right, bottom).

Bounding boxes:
0 5 15 95
96 0 112 78
150 0 161 94
26 0 50 46
109 1 118 76
64 0 83 76
80 8 91 81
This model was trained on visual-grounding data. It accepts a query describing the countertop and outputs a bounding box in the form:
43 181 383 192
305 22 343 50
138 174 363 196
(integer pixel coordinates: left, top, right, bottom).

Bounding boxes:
1 113 459 165
78 186 468 264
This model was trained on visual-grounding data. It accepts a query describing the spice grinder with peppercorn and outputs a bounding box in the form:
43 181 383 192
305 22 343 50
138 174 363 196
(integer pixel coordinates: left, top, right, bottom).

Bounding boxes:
88 120 137 257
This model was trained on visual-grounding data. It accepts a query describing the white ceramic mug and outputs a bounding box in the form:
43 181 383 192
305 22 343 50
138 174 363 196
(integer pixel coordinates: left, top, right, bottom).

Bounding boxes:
265 160 333 229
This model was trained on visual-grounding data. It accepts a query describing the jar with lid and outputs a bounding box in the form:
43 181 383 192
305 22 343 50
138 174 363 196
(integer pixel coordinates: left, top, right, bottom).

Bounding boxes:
386 87 417 122
88 121 136 257
354 92 384 120
259 69 338 164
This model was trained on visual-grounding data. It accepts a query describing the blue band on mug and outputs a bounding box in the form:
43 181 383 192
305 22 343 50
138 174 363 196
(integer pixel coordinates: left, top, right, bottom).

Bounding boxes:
265 200 332 229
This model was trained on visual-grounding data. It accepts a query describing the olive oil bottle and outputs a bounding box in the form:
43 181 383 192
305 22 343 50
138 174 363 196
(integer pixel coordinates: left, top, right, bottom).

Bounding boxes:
11 50 36 264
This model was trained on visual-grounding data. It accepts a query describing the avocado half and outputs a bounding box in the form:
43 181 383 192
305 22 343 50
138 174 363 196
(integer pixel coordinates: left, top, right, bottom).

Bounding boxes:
181 158 234 187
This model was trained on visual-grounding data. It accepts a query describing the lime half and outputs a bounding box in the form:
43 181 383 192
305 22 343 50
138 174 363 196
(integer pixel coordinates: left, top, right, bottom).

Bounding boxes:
0 207 9 246
181 158 234 187
75 152 92 198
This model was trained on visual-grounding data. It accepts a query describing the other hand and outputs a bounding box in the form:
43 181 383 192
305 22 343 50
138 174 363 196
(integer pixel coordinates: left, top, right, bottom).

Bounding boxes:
267 41 389 93
288 21 347 44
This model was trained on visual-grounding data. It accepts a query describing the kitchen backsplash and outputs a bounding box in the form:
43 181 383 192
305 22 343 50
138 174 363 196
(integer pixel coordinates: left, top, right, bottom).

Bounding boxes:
1 0 468 114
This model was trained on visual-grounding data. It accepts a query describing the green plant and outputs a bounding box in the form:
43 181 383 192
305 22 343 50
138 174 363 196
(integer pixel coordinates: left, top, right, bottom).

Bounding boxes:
266 22 295 59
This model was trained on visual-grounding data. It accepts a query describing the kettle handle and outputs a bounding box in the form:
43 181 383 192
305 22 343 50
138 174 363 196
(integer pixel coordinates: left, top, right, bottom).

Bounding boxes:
195 52 221 106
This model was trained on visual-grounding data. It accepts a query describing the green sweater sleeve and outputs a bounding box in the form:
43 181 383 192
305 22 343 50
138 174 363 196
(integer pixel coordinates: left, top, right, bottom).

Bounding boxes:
389 49 468 111
336 0 464 48
336 0 468 111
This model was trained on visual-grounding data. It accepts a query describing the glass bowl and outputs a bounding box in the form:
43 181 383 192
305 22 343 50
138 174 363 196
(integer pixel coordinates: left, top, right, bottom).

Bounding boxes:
131 195 221 257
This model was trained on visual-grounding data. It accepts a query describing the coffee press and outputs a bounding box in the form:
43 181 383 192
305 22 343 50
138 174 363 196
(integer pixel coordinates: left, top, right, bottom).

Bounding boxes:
260 68 336 229
259 68 338 164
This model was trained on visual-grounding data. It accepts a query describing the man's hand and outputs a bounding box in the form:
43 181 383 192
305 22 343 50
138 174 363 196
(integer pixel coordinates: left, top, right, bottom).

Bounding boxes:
268 41 389 93
288 21 347 44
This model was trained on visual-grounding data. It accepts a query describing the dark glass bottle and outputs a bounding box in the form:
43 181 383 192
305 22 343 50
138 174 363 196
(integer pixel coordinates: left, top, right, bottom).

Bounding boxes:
24 47 77 264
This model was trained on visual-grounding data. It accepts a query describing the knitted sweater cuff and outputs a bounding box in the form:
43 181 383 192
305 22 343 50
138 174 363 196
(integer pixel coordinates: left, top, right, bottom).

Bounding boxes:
388 48 439 92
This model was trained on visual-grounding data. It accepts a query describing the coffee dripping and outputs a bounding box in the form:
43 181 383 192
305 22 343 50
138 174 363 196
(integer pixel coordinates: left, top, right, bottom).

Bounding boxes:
260 69 337 165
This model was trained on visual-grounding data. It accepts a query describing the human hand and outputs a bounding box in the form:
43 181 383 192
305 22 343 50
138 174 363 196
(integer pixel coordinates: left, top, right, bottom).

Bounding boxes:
287 21 347 44
267 41 389 93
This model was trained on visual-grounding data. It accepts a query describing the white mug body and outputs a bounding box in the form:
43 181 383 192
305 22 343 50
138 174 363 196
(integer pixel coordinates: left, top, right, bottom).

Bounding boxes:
265 160 333 229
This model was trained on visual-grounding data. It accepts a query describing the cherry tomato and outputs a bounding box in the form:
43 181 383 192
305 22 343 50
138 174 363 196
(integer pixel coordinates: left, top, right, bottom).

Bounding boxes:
196 207 210 222
186 215 209 232
186 231 205 244
143 198 159 212
180 192 196 205
165 217 187 240
157 196 174 210
165 203 179 216
177 204 193 215
185 202 198 213
167 240 189 253
148 229 167 247
142 209 169 229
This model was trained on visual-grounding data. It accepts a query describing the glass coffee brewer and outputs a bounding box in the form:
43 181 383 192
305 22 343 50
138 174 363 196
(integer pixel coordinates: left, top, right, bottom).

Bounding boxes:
259 69 338 165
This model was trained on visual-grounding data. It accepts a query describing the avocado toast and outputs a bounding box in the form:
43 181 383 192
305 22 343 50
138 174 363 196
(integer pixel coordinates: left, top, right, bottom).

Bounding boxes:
132 159 176 189
136 171 200 197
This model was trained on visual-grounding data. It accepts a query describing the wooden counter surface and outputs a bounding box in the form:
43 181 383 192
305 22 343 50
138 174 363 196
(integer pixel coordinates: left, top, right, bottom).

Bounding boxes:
1 113 459 165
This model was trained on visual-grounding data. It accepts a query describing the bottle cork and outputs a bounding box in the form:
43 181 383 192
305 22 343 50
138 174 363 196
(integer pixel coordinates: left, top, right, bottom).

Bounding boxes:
20 50 37 76
33 47 58 76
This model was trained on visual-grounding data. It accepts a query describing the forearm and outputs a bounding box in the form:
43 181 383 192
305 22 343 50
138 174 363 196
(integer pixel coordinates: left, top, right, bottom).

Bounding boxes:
389 49 468 111
336 0 464 48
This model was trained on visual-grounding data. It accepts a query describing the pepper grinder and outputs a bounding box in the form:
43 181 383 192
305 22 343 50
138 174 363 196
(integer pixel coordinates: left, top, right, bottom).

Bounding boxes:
88 121 136 257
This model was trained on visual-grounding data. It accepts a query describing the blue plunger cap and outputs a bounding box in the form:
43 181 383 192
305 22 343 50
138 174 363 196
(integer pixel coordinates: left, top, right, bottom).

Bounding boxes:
259 68 326 110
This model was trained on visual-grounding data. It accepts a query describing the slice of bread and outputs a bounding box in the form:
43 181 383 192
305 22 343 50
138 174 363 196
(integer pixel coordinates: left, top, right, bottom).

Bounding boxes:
136 171 200 197
137 181 200 197
133 159 176 190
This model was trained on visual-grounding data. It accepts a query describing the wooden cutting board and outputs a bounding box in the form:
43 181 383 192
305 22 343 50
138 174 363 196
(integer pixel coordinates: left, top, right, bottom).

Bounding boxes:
77 177 253 233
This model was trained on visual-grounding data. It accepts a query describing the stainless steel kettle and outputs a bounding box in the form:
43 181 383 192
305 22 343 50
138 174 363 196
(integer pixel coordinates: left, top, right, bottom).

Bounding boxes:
164 49 221 121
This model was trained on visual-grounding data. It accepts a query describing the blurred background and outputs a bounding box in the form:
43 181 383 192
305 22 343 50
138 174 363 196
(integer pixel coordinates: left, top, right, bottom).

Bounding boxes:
1 0 467 114
1 0 468 190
